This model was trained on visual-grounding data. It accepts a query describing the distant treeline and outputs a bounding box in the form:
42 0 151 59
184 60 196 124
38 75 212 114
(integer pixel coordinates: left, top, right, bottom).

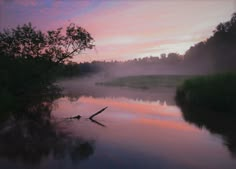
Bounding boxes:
55 61 102 78
1 12 236 113
64 13 236 76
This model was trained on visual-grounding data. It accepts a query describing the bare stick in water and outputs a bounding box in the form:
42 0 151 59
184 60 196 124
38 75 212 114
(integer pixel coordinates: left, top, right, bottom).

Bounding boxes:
90 119 106 127
69 115 81 119
89 107 108 120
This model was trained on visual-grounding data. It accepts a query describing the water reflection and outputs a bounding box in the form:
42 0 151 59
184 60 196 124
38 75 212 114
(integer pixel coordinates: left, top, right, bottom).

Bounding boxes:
58 78 177 104
53 95 236 169
0 118 94 166
1 81 236 169
176 99 236 158
0 85 95 168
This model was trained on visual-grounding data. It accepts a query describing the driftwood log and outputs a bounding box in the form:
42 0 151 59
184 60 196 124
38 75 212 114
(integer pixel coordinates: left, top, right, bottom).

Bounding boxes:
66 107 108 127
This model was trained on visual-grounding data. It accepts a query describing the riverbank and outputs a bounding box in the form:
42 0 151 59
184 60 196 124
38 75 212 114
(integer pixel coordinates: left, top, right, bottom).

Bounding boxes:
176 73 236 114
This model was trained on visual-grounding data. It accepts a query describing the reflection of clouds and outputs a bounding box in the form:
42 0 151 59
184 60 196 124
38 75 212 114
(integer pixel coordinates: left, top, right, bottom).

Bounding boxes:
79 96 178 116
53 95 181 122
50 94 236 169
135 118 197 132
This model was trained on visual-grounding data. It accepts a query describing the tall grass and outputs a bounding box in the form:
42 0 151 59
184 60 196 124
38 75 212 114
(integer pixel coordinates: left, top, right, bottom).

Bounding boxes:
176 73 236 114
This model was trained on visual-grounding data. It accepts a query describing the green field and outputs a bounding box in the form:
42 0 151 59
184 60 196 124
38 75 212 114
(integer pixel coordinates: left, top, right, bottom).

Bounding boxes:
96 75 192 89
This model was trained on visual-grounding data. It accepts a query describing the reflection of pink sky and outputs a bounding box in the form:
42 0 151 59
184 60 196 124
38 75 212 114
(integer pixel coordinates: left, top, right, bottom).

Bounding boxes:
52 96 235 169
53 96 201 135
54 96 199 135
135 118 196 132
0 0 235 62
54 96 181 118
53 96 200 133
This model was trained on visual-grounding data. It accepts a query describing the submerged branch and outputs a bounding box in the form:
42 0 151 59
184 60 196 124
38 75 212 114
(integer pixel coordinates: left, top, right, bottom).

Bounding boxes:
66 115 81 120
65 107 108 121
89 107 108 120
90 119 106 127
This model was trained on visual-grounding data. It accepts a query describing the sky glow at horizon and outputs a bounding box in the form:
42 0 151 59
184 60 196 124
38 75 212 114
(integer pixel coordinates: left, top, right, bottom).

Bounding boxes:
0 0 235 62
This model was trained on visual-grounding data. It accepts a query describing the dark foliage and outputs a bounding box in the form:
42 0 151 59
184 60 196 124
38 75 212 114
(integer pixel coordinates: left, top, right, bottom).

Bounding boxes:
175 73 236 158
0 23 94 114
184 13 236 73
0 86 94 166
0 23 94 63
55 61 102 78
176 73 236 114
176 84 236 158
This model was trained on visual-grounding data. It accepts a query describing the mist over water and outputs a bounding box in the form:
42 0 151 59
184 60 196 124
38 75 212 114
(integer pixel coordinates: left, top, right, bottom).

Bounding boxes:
52 77 236 169
88 61 210 78
0 73 235 169
0 3 236 168
57 75 177 104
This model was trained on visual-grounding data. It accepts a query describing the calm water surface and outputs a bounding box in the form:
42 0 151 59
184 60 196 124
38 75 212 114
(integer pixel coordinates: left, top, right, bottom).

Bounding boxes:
0 78 236 169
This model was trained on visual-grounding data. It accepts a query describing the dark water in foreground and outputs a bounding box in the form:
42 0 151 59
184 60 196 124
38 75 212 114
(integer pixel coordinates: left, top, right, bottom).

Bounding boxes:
0 79 236 169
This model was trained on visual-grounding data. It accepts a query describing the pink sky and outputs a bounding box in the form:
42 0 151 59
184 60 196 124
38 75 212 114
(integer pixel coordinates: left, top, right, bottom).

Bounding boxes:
0 0 235 62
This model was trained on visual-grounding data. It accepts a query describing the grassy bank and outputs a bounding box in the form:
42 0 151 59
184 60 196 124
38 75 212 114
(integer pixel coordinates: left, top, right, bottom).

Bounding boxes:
176 73 236 114
97 75 191 89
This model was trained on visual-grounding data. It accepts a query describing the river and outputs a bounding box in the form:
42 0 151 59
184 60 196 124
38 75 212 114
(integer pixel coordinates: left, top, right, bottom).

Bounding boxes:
0 77 235 169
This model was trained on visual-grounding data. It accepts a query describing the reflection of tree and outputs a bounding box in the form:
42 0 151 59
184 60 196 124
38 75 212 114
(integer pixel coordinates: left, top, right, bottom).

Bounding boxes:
0 85 95 167
0 119 94 165
176 100 236 158
13 85 62 121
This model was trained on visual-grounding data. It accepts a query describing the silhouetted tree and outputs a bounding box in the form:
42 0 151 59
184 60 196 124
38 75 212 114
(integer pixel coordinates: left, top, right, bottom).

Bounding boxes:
0 23 94 63
0 23 95 114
